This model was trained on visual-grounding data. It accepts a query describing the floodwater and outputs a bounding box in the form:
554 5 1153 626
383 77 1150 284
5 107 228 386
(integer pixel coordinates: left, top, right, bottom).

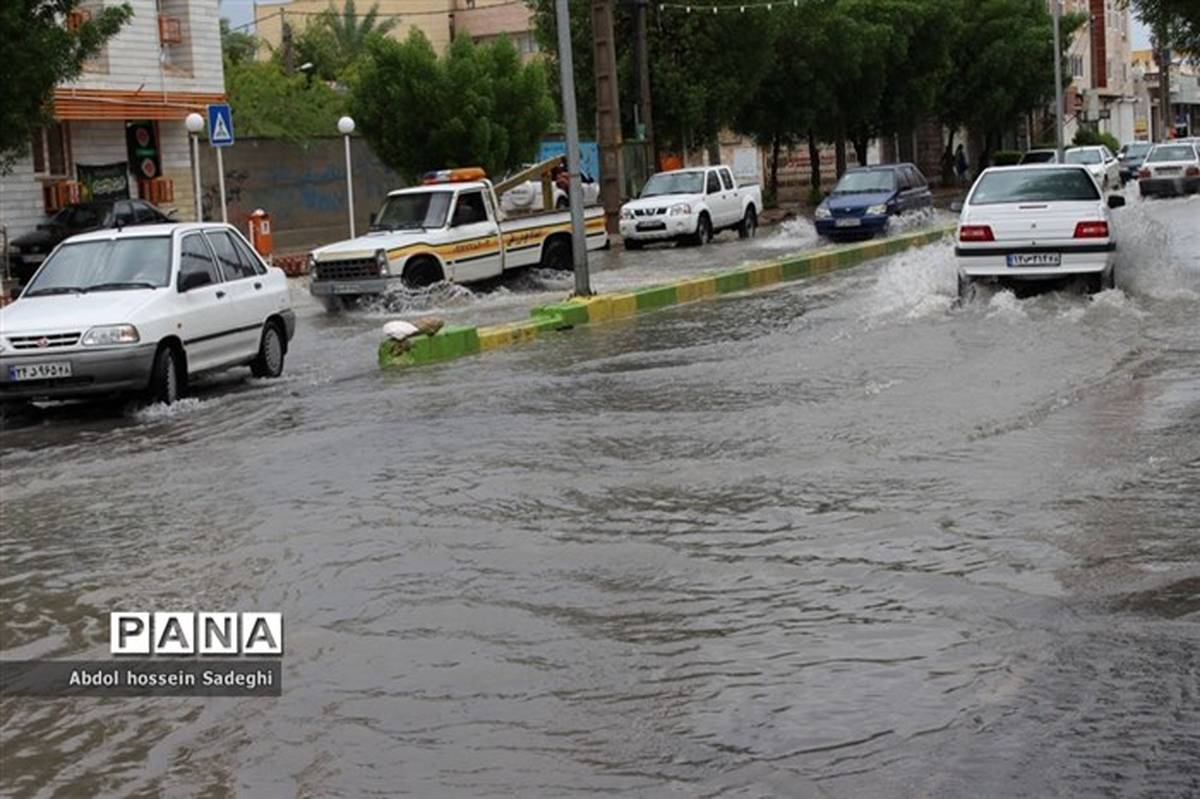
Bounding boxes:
1 198 1197 796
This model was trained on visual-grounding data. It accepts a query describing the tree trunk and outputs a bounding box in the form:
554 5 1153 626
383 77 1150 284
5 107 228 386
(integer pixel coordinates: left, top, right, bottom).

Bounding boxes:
807 132 821 194
770 135 781 200
941 129 956 188
853 136 869 167
707 138 721 165
835 136 847 177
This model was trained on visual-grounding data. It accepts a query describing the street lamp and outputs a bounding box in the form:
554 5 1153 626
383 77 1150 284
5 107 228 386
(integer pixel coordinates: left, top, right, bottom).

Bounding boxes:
338 115 356 238
185 112 204 222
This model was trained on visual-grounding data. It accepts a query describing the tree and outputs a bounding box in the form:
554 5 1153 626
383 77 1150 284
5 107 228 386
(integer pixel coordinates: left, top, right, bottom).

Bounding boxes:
225 60 347 142
297 0 396 81
221 18 258 67
1122 0 1200 53
350 31 556 181
1 0 132 171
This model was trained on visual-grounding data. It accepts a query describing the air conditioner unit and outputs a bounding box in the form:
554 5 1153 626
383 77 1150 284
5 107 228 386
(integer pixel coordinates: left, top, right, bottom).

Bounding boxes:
139 177 174 205
43 181 82 214
159 15 183 45
66 8 91 33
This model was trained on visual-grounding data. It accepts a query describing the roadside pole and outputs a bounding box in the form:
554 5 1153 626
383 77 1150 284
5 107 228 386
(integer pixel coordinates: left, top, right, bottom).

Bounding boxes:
555 0 591 296
215 147 228 223
1052 0 1065 162
185 113 204 222
338 116 357 238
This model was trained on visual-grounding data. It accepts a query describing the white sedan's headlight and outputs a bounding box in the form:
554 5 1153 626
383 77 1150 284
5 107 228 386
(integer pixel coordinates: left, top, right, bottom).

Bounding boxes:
668 203 692 216
620 208 635 220
814 206 832 220
82 325 140 346
867 203 889 216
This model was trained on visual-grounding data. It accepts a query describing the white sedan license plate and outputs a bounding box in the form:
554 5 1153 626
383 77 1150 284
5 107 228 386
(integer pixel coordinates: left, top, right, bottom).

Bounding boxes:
9 362 73 381
1007 253 1061 267
835 217 861 228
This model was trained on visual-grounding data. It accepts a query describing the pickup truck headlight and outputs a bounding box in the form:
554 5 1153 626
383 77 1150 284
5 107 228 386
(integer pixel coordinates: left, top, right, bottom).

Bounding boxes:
668 203 692 216
620 208 635 220
814 206 832 220
307 252 318 276
867 203 889 216
376 249 389 275
82 325 140 346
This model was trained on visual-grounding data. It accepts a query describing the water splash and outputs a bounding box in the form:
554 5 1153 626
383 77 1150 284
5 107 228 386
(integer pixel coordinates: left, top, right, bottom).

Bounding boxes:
133 397 205 422
1116 198 1200 301
860 240 958 320
759 216 819 250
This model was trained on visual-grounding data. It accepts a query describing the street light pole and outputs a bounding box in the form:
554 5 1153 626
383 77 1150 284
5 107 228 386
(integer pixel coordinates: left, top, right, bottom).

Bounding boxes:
185 113 204 222
1052 0 1065 161
338 116 357 238
555 0 591 296
215 146 228 223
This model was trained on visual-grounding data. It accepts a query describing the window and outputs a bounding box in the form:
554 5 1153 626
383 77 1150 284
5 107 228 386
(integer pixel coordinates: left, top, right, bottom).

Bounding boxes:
719 169 734 191
32 123 70 177
897 168 914 190
706 171 721 194
206 230 258 280
178 233 221 289
133 201 164 224
113 201 135 226
451 191 487 226
22 237 172 295
230 234 267 275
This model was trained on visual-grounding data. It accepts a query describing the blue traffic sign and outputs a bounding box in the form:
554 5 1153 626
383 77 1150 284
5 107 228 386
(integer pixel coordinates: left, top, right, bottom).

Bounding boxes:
206 104 234 147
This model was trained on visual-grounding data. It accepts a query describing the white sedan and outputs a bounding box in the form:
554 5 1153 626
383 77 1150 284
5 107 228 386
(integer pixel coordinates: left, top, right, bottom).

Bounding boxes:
1064 145 1121 190
0 223 294 407
498 170 600 213
1137 141 1200 197
954 164 1125 297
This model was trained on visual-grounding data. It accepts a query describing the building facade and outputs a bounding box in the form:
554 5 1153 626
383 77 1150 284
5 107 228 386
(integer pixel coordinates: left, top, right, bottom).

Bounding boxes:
1131 49 1200 140
253 0 539 59
0 0 225 243
1061 0 1137 143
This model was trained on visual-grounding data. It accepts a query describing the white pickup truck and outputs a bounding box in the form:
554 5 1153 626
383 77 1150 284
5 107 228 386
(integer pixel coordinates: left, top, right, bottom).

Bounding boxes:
308 169 608 311
619 166 762 249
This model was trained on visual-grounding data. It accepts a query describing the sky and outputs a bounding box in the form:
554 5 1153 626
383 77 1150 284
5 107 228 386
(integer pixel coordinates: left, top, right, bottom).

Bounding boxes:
217 0 1155 49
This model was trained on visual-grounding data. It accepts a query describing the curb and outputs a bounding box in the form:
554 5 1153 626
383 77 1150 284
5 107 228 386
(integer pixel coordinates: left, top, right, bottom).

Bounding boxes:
378 225 955 369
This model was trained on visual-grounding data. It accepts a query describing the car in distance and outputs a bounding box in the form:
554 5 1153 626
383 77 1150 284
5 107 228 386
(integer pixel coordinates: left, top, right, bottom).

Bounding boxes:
954 164 1125 297
1063 145 1121 191
1018 149 1059 165
1117 141 1154 183
813 163 933 240
499 166 600 213
0 223 294 408
1136 141 1200 197
6 199 172 286
619 166 762 249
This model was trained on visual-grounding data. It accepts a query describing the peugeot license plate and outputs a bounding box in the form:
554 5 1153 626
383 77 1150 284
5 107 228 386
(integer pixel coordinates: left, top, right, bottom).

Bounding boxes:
835 218 861 228
9 362 73 381
1007 253 1061 267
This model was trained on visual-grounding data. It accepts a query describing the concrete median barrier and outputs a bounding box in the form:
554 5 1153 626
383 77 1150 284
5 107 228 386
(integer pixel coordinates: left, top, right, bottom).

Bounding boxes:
378 225 954 369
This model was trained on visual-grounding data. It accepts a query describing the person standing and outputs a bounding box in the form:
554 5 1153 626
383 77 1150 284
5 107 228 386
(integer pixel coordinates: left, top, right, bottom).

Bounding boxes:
955 144 970 186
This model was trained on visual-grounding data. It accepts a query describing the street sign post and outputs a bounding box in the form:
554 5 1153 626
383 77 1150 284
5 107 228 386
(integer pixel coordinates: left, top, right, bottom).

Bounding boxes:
206 104 234 223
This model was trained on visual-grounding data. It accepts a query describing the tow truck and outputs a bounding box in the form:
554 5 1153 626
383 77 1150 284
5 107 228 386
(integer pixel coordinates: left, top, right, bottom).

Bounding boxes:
308 160 608 311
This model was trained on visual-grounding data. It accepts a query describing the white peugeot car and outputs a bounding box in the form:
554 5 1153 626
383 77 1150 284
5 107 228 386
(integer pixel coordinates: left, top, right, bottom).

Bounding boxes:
0 223 294 408
1063 145 1121 191
954 164 1125 297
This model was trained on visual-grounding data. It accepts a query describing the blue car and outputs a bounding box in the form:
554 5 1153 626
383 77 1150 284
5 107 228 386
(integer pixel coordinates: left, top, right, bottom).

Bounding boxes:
813 163 933 240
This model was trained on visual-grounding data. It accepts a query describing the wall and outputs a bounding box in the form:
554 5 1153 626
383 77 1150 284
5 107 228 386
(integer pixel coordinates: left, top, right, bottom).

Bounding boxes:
197 136 405 253
256 0 454 58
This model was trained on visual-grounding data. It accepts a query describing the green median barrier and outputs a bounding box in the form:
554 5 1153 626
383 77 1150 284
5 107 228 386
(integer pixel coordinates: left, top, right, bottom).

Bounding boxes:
633 284 679 311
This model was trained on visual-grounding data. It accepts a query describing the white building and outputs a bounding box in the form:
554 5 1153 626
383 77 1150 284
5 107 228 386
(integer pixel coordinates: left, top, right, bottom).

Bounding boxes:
1060 0 1137 143
1 0 225 242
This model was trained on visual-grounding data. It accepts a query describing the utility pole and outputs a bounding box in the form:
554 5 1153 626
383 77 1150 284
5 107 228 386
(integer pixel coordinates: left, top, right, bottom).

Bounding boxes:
1155 30 1171 141
592 0 624 233
281 10 294 75
631 0 655 170
555 0 591 295
1052 0 1065 161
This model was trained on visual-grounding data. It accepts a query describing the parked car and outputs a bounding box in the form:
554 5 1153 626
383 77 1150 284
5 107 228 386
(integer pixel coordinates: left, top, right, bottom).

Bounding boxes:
1019 149 1059 165
1117 141 1154 183
618 166 762 249
0 223 294 407
954 164 1124 297
6 199 172 286
813 163 933 240
309 168 608 311
498 167 600 213
1063 146 1121 191
1136 142 1200 197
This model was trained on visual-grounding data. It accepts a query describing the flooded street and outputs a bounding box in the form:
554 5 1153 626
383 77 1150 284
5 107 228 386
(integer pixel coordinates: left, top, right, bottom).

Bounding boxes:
2 198 1198 796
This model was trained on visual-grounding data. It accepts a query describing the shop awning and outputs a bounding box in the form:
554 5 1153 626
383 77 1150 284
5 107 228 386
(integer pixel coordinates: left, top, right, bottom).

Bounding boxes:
52 88 227 121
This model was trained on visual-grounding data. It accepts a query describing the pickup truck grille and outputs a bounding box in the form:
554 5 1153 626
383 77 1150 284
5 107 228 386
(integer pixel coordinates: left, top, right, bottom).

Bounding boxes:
313 258 379 281
7 332 82 349
632 208 667 217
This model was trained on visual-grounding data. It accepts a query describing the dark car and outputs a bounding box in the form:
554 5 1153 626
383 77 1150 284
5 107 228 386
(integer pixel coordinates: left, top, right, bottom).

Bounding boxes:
1117 141 1154 184
6 199 171 285
813 163 933 240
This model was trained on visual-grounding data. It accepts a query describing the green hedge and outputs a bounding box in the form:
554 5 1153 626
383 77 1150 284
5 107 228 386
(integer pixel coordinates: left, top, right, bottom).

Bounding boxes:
1073 128 1121 154
993 150 1023 166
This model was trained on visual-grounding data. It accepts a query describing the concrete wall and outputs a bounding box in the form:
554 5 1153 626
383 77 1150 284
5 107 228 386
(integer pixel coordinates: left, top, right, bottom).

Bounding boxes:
197 136 405 253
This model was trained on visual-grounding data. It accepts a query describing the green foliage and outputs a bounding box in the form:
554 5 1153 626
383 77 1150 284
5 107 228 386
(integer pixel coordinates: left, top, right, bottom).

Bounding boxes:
297 0 396 81
221 18 258 67
992 150 1023 166
225 60 347 142
1 0 132 171
1073 128 1121 154
350 31 556 182
1121 0 1200 53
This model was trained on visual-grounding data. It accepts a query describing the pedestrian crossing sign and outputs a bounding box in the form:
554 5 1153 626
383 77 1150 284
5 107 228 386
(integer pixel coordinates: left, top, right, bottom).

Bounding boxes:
206 104 235 148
